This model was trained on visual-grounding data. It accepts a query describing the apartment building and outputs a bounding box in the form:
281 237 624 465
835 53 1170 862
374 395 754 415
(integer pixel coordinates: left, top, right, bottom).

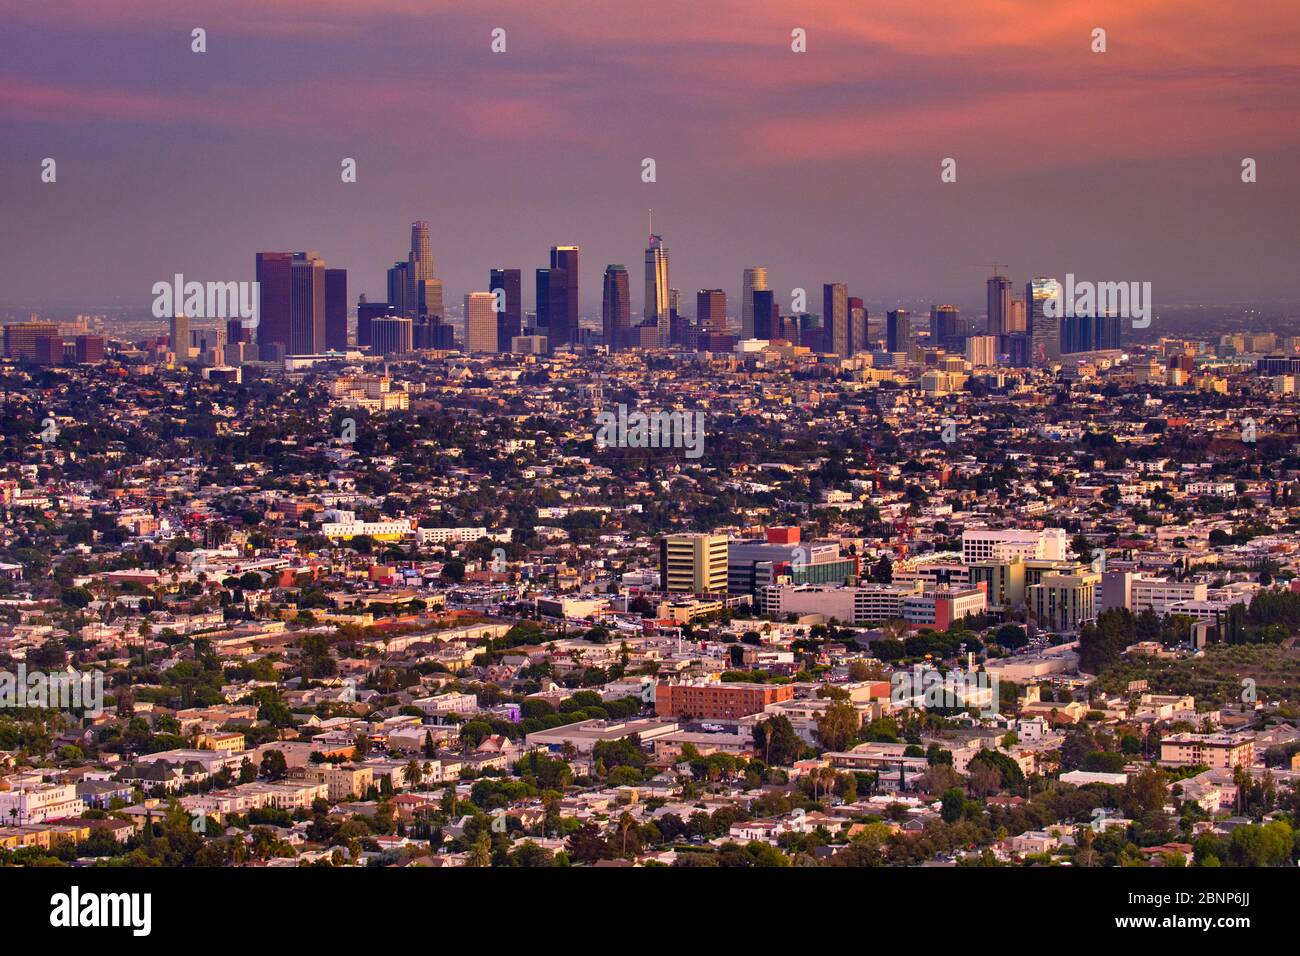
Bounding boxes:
303 764 374 800
1160 733 1255 769
0 783 87 825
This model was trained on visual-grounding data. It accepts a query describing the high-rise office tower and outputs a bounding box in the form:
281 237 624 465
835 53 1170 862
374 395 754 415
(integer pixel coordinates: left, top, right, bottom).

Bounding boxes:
930 304 960 348
74 335 104 364
1010 297 1027 334
464 292 498 354
602 264 631 351
660 533 729 594
407 221 433 318
548 245 579 350
169 312 190 359
290 252 326 354
357 300 396 348
548 247 579 351
325 268 348 350
1095 314 1123 351
822 283 849 356
1005 332 1033 368
697 289 727 332
752 289 777 340
1025 278 1059 364
742 267 768 339
489 268 522 352
644 233 670 346
848 297 867 355
547 266 570 350
415 278 444 320
1061 314 1122 354
1026 277 1055 336
987 273 1013 335
34 334 64 365
410 221 432 277
387 261 410 316
255 252 293 353
886 309 913 353
370 316 413 356
3 321 58 361
965 334 997 367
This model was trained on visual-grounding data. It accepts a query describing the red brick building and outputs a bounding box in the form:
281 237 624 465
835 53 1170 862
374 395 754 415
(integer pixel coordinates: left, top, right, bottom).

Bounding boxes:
655 681 794 720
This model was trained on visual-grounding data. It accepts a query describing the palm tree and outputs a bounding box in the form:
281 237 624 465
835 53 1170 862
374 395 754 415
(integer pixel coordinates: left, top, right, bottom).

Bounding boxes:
404 759 423 790
468 830 491 867
617 811 636 857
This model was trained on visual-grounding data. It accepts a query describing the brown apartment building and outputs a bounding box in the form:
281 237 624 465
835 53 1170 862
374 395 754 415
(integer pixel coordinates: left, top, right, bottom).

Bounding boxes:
655 681 793 720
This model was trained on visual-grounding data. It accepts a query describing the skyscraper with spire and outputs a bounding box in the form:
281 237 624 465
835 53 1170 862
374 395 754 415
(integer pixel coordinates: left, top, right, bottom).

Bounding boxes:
644 215 670 346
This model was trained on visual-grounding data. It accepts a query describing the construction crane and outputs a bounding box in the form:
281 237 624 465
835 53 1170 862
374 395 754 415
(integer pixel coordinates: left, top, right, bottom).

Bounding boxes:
967 262 1010 278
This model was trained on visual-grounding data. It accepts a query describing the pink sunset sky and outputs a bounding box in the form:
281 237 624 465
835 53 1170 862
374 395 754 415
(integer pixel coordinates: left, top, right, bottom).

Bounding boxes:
2 0 1298 314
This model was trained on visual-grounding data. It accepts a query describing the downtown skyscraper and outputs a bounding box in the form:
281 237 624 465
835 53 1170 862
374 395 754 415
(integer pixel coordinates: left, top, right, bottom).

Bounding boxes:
1028 276 1060 365
490 268 522 352
325 268 348 351
742 267 768 339
822 283 848 356
290 252 326 355
930 304 960 350
255 251 333 356
987 273 1014 335
848 297 867 355
602 264 631 351
408 221 436 317
548 245 579 350
389 221 443 321
464 292 498 354
255 252 293 356
752 289 777 340
644 232 670 346
886 309 913 354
